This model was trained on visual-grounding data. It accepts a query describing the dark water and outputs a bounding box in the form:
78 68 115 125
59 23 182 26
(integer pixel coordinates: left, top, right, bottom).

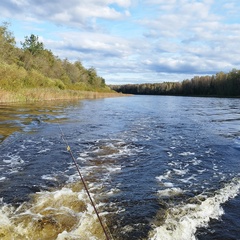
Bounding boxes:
0 96 240 240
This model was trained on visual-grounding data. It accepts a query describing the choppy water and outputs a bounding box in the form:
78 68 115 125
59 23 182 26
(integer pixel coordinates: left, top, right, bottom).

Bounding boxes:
0 96 240 240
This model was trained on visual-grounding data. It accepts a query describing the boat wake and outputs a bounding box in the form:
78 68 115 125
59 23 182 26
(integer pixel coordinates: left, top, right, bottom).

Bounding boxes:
149 177 240 240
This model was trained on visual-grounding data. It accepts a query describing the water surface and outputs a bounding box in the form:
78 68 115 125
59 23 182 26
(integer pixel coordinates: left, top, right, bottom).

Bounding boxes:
0 96 239 239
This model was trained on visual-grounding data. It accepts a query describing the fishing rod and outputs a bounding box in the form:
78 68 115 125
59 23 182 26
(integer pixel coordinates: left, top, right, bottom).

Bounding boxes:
58 124 111 240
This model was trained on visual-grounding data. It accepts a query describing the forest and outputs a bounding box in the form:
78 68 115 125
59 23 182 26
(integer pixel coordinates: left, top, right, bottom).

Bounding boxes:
110 69 240 97
0 22 112 102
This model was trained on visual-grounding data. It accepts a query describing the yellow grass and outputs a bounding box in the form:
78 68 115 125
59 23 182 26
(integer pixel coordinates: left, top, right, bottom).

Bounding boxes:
0 88 126 103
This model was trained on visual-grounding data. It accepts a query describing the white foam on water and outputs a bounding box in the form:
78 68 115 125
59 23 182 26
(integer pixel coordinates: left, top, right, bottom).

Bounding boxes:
105 188 120 196
158 188 184 197
149 177 240 240
0 204 14 229
3 153 24 166
191 157 202 166
197 169 206 174
173 168 188 176
0 185 109 239
1 153 25 176
213 163 218 171
156 171 171 182
167 152 173 157
41 174 58 181
105 165 121 173
79 152 88 157
66 139 137 195
205 148 214 154
179 175 197 184
162 182 174 188
0 177 6 181
37 148 51 154
3 160 11 164
179 152 195 156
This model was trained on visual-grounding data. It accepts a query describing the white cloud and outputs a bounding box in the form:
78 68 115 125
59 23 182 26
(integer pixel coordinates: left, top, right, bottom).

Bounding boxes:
1 0 131 29
55 31 134 58
1 0 240 84
223 1 240 16
136 0 240 77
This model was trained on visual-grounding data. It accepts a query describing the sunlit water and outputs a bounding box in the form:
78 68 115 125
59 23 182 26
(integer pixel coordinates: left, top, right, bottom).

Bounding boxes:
0 96 240 240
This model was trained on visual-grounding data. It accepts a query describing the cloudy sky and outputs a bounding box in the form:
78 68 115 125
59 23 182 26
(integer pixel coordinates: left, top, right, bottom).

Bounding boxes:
1 0 240 84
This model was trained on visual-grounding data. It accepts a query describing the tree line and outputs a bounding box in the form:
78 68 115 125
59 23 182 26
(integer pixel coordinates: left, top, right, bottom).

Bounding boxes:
0 22 109 92
110 69 240 97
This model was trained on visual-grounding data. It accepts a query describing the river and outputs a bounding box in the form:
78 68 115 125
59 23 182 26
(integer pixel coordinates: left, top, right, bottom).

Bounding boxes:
0 95 240 240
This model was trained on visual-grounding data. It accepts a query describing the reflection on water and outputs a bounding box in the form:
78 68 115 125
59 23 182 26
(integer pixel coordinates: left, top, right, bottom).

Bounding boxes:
0 100 81 143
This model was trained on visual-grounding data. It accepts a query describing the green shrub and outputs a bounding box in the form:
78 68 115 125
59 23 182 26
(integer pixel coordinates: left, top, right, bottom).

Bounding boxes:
54 79 66 90
0 62 27 90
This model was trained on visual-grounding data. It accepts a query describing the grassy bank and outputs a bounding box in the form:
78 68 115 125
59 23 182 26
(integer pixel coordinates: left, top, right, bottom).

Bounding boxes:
0 88 125 103
0 23 124 103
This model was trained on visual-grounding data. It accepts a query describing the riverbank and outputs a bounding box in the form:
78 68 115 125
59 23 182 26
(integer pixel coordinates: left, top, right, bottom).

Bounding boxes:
0 88 126 103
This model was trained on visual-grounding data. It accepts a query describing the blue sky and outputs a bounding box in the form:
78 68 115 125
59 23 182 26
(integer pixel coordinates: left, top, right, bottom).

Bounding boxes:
1 0 240 84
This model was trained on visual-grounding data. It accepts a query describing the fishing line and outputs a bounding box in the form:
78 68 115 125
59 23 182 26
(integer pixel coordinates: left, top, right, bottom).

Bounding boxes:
58 123 112 240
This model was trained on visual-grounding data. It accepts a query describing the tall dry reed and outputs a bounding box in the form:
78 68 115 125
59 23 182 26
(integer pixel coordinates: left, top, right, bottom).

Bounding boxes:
0 88 125 103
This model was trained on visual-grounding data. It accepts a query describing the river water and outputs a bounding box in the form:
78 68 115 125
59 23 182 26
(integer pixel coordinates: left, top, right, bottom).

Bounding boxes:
0 95 239 240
